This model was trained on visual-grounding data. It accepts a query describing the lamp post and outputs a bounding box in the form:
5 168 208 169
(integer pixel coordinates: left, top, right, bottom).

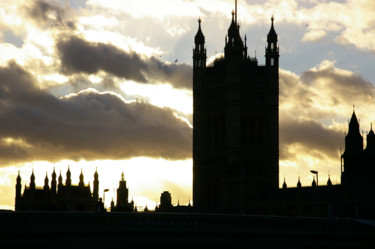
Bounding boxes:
310 170 318 186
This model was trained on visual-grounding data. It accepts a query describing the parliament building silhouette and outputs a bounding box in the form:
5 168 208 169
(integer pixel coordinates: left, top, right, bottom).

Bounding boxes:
14 7 375 219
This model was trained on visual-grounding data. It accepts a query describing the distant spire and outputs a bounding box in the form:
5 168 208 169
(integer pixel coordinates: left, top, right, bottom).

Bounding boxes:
121 172 125 181
297 176 302 188
282 176 287 189
327 173 332 186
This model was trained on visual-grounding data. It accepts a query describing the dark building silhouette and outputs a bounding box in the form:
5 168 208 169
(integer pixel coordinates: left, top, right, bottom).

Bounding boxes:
278 111 375 219
193 9 278 213
155 191 192 213
15 168 99 211
192 4 375 218
110 172 134 212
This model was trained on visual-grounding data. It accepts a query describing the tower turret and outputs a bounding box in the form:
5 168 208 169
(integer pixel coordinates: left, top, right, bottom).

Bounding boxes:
30 169 35 190
224 10 245 59
297 176 302 188
16 170 22 198
79 169 84 188
93 167 99 201
51 167 57 195
266 16 279 67
58 170 63 193
366 124 375 151
44 172 49 190
193 18 206 68
345 111 363 152
66 166 71 188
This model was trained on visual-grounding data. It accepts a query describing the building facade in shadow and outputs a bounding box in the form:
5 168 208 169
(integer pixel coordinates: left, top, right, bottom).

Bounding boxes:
192 5 375 218
15 167 99 211
193 10 279 213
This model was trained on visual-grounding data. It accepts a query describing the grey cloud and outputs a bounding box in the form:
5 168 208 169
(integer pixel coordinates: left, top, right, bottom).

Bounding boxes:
56 36 192 89
26 0 75 29
0 62 192 165
280 115 343 160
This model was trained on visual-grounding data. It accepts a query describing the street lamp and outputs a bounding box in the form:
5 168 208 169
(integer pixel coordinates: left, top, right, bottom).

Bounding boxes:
310 170 318 186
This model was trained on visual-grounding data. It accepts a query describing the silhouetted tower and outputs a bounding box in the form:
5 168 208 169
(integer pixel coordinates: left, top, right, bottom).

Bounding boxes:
93 168 99 201
79 169 84 188
51 167 57 196
66 166 71 188
15 170 21 203
193 3 279 214
193 18 206 69
266 16 279 68
30 169 35 190
44 173 49 191
58 170 63 193
116 172 129 211
341 111 363 186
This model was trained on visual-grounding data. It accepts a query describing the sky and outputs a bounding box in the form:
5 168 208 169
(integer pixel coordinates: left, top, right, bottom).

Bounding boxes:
0 0 374 210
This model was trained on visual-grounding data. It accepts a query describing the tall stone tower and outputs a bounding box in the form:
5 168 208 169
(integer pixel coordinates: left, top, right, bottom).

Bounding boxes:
193 7 279 214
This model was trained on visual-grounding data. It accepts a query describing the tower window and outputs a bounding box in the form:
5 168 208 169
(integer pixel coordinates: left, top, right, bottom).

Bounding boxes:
271 58 274 66
271 43 274 49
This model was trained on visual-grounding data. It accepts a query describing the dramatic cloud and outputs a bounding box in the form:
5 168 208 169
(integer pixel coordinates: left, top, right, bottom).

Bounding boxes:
25 0 76 29
279 60 375 164
56 36 192 89
0 62 192 165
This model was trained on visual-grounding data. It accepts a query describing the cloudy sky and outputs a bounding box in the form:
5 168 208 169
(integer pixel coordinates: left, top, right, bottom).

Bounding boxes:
0 0 374 210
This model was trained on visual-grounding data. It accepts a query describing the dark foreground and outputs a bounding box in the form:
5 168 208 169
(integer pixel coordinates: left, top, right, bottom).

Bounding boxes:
0 211 374 249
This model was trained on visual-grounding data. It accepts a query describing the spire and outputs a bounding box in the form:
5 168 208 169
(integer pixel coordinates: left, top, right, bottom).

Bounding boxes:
17 169 21 184
297 176 302 188
121 172 125 181
366 123 375 151
194 18 205 44
94 167 98 179
267 15 277 42
58 170 62 184
282 176 287 189
52 167 56 179
44 172 49 189
79 168 84 187
312 176 317 187
327 174 332 186
66 166 71 187
16 169 22 198
30 169 35 190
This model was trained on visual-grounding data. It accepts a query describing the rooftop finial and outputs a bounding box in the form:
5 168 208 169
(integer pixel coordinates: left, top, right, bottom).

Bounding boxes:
271 15 274 23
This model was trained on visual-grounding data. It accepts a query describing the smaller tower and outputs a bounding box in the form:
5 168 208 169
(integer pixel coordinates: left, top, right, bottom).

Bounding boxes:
312 177 317 187
193 18 206 69
44 173 49 191
265 16 279 68
51 167 57 195
16 170 22 198
93 167 99 201
297 176 302 188
66 166 71 188
30 169 35 190
282 177 287 189
79 169 84 188
327 174 332 187
58 170 63 193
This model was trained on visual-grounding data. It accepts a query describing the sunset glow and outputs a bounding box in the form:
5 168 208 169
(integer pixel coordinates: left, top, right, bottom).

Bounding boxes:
0 0 374 211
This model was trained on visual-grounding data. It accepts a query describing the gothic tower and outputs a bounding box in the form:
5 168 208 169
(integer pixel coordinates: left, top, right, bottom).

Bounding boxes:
193 4 279 214
93 168 99 201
